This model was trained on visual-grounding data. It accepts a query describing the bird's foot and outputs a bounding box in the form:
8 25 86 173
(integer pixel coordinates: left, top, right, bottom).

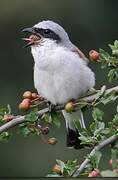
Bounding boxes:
47 102 56 112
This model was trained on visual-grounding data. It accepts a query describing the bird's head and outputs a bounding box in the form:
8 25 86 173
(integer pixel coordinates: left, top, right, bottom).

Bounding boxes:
22 20 73 49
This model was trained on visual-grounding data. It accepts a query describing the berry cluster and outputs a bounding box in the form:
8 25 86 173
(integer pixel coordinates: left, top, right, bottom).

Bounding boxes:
19 91 44 111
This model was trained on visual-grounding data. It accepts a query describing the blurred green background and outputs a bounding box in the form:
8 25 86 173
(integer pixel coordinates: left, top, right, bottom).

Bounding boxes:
0 0 118 177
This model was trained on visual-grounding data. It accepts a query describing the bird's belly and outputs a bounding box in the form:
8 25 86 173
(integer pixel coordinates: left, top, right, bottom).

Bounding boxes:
34 68 56 104
34 68 74 104
34 68 81 105
34 59 95 105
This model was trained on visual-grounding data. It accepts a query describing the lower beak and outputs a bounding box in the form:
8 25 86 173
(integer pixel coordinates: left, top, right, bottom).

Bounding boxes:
22 39 34 48
22 27 41 48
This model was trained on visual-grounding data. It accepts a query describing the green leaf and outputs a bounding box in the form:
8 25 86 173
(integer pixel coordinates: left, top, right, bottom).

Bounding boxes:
97 121 105 129
73 118 81 130
111 48 118 55
109 40 118 55
101 128 110 135
88 151 102 169
7 104 12 115
53 118 61 128
114 40 118 48
101 170 118 177
66 159 77 168
93 122 105 137
92 108 104 121
108 69 118 82
0 132 11 142
99 49 110 60
52 159 78 177
25 111 38 122
19 122 38 137
44 113 52 123
0 106 9 116
117 106 118 113
112 114 118 126
111 149 118 169
79 132 95 145
95 86 106 101
19 126 31 137
51 112 61 128
19 122 26 128
89 121 107 139
89 122 96 133
0 115 3 123
100 91 118 105
47 174 61 177
95 151 102 168
64 160 77 176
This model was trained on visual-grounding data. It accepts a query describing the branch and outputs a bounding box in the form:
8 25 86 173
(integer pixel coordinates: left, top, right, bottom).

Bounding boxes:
79 85 118 103
71 134 118 177
0 85 118 134
0 108 49 133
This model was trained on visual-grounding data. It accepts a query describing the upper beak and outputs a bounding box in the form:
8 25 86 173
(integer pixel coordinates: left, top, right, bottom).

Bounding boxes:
22 27 35 34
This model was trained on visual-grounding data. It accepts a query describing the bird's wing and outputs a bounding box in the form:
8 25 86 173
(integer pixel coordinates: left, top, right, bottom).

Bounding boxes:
72 46 89 63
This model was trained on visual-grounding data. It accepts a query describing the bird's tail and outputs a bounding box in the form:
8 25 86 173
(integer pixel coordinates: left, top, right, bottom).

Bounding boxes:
62 109 85 149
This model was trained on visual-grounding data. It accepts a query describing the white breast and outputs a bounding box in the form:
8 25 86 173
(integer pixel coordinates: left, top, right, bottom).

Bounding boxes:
32 43 95 105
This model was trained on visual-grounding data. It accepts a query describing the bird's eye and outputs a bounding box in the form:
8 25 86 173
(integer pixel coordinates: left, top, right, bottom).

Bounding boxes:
44 29 50 34
34 28 40 33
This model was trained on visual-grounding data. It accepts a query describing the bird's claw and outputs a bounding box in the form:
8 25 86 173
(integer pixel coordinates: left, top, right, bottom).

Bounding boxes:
47 102 56 112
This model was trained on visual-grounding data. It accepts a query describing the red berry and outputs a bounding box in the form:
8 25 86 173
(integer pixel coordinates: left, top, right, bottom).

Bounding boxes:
31 93 38 100
88 169 100 177
65 102 75 113
109 159 118 166
52 164 61 174
109 159 112 166
19 98 30 111
89 50 99 61
3 115 13 122
41 127 50 135
47 137 58 145
23 91 32 99
38 95 44 101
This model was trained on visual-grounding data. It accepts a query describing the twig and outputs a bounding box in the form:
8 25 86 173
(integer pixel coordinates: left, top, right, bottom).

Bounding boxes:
71 134 118 177
0 108 49 133
0 85 118 134
79 85 118 103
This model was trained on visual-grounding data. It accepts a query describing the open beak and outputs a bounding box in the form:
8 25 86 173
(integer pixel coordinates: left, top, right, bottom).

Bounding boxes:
22 27 36 34
22 27 41 48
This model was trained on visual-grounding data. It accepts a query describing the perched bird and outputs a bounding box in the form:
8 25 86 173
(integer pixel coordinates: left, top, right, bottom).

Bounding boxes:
22 20 95 149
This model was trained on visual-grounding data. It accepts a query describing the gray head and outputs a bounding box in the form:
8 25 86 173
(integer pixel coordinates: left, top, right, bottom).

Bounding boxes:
22 20 74 49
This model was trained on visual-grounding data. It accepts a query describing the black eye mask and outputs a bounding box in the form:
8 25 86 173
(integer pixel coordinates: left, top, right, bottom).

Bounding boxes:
33 28 61 42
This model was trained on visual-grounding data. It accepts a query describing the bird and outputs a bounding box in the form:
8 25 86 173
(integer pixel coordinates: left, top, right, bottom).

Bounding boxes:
22 20 95 149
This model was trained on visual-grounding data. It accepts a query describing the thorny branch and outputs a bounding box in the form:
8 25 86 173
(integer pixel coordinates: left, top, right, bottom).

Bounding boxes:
0 85 118 134
71 135 118 177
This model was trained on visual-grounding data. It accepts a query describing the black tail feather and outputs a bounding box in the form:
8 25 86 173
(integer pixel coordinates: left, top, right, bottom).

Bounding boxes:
67 128 83 149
